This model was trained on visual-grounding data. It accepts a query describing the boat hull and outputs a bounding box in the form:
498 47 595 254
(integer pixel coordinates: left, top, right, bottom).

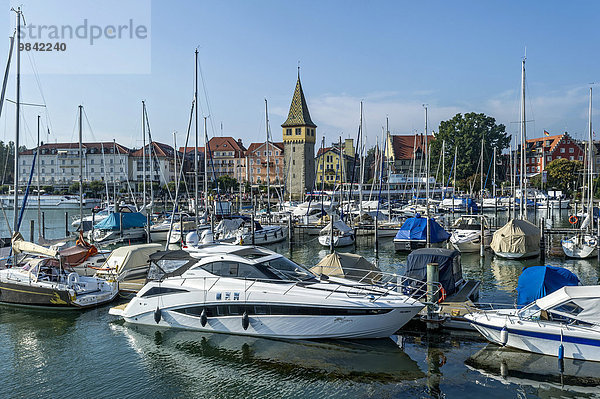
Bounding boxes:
493 250 540 259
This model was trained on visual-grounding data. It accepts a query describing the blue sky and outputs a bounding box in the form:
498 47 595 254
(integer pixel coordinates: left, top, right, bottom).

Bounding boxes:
0 0 598 151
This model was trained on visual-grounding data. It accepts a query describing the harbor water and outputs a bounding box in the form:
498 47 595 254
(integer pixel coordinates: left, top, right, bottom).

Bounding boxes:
1 207 600 398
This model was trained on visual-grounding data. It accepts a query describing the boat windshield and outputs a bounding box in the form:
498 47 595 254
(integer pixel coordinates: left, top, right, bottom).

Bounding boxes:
456 223 481 230
255 257 317 282
517 303 542 319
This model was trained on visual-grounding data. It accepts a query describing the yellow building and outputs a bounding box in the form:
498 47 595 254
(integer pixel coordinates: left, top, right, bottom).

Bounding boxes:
315 139 354 186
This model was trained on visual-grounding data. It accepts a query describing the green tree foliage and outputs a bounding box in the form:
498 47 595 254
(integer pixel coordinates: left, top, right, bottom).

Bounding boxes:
542 158 582 196
213 176 238 192
430 113 510 185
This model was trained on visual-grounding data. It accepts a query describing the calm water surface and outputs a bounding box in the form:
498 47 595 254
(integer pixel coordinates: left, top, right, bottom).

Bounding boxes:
1 208 600 398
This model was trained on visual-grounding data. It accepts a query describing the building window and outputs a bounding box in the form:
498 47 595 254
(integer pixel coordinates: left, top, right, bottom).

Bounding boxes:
275 159 279 165
275 151 279 156
91 168 94 172
569 148 574 153
579 156 583 161
292 159 296 165
547 156 551 161
91 159 94 164
286 129 291 136
557 156 561 159
295 128 301 135
570 156 574 161
560 148 565 153
292 147 295 153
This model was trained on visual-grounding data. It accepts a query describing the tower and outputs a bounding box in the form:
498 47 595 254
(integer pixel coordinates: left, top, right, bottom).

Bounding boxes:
282 73 316 200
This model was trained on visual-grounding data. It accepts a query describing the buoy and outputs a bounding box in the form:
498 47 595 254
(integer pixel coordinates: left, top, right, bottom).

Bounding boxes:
200 308 207 327
242 311 249 330
154 306 161 324
558 343 564 360
500 326 508 346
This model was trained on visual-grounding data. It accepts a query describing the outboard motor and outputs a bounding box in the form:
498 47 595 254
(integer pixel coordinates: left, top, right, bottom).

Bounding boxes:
185 231 199 247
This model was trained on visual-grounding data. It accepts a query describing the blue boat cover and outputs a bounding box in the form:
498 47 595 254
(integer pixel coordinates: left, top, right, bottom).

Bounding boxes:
517 265 580 306
394 214 450 243
405 248 462 296
93 212 148 230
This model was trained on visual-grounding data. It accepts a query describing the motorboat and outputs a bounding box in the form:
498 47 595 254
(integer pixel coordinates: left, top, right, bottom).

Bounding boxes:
490 219 540 259
110 244 426 339
71 203 139 230
237 223 288 246
393 214 450 252
449 215 492 253
466 285 600 361
515 265 580 307
0 235 118 309
311 252 381 283
88 211 149 244
318 219 355 248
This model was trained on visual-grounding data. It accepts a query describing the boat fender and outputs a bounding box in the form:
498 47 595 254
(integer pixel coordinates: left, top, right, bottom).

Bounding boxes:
200 308 207 327
242 311 249 330
500 326 508 346
558 343 564 361
67 272 79 288
154 306 161 324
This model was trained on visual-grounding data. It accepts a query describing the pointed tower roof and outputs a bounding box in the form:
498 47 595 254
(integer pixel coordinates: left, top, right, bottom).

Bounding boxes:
281 75 316 128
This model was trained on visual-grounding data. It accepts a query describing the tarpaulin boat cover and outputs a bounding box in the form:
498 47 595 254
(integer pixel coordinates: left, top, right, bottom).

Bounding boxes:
517 265 579 306
311 251 381 282
394 214 450 243
93 212 148 231
404 248 462 296
490 219 540 255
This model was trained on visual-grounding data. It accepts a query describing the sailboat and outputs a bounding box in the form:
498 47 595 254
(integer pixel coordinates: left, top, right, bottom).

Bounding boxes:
491 56 540 259
562 87 597 258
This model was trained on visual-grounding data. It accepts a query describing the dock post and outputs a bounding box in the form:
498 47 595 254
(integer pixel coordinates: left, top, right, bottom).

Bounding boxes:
539 217 546 264
374 215 379 255
41 211 45 239
251 213 255 245
426 262 440 330
29 220 34 242
65 212 69 236
480 219 485 257
288 216 293 251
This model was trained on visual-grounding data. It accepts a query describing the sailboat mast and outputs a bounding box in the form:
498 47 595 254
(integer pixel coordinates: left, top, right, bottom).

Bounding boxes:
78 105 83 228
204 117 208 210
588 87 593 233
265 98 271 215
36 115 40 237
424 105 430 247
142 102 146 213
386 117 391 222
12 7 20 234
520 56 527 220
359 101 363 217
113 139 117 211
194 49 199 230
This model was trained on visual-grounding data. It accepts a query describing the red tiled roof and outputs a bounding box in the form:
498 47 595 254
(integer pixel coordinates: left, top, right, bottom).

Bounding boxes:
525 133 564 153
390 134 434 160
246 141 284 154
20 142 130 155
131 141 178 158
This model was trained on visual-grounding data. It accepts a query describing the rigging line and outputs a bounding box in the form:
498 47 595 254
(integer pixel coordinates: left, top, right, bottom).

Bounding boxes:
144 105 173 202
25 50 53 133
4 99 45 107
197 51 218 138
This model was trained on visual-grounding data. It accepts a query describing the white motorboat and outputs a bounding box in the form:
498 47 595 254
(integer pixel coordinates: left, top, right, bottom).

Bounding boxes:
318 219 355 248
450 215 492 253
71 203 139 230
562 233 598 259
110 244 426 339
466 285 600 362
237 223 288 246
88 211 148 244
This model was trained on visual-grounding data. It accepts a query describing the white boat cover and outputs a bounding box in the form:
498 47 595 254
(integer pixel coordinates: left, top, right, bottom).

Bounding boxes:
534 285 600 325
11 233 58 257
96 243 162 276
214 218 244 237
490 219 540 255
311 251 381 282
320 220 353 235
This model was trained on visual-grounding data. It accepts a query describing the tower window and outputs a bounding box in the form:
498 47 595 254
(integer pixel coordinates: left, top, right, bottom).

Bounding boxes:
292 147 296 153
295 128 301 135
286 129 291 136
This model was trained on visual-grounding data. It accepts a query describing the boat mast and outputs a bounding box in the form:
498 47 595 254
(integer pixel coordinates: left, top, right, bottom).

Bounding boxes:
36 115 40 238
424 105 430 247
194 49 199 231
386 117 391 222
588 87 593 233
78 105 83 229
359 101 364 217
12 7 21 235
142 102 146 214
173 132 177 215
480 135 484 214
452 146 457 213
113 139 117 211
265 98 271 216
520 56 527 220
204 117 208 212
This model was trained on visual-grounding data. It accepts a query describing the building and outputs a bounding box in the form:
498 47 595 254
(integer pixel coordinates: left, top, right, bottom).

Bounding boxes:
131 142 180 185
384 133 433 175
246 141 284 185
282 73 317 200
523 132 583 175
19 142 130 185
315 139 354 186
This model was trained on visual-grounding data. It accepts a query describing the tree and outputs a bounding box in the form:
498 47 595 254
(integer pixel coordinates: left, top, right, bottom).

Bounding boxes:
430 113 510 185
213 176 238 192
89 180 105 197
543 158 582 197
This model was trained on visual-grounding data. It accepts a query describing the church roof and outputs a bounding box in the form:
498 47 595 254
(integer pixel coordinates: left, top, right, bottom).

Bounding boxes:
281 75 316 128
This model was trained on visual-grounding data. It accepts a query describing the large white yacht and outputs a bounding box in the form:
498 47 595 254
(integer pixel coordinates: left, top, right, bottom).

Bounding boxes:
110 244 425 339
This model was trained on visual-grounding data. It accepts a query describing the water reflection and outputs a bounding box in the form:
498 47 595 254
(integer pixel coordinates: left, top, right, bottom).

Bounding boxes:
465 344 600 397
112 323 425 384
